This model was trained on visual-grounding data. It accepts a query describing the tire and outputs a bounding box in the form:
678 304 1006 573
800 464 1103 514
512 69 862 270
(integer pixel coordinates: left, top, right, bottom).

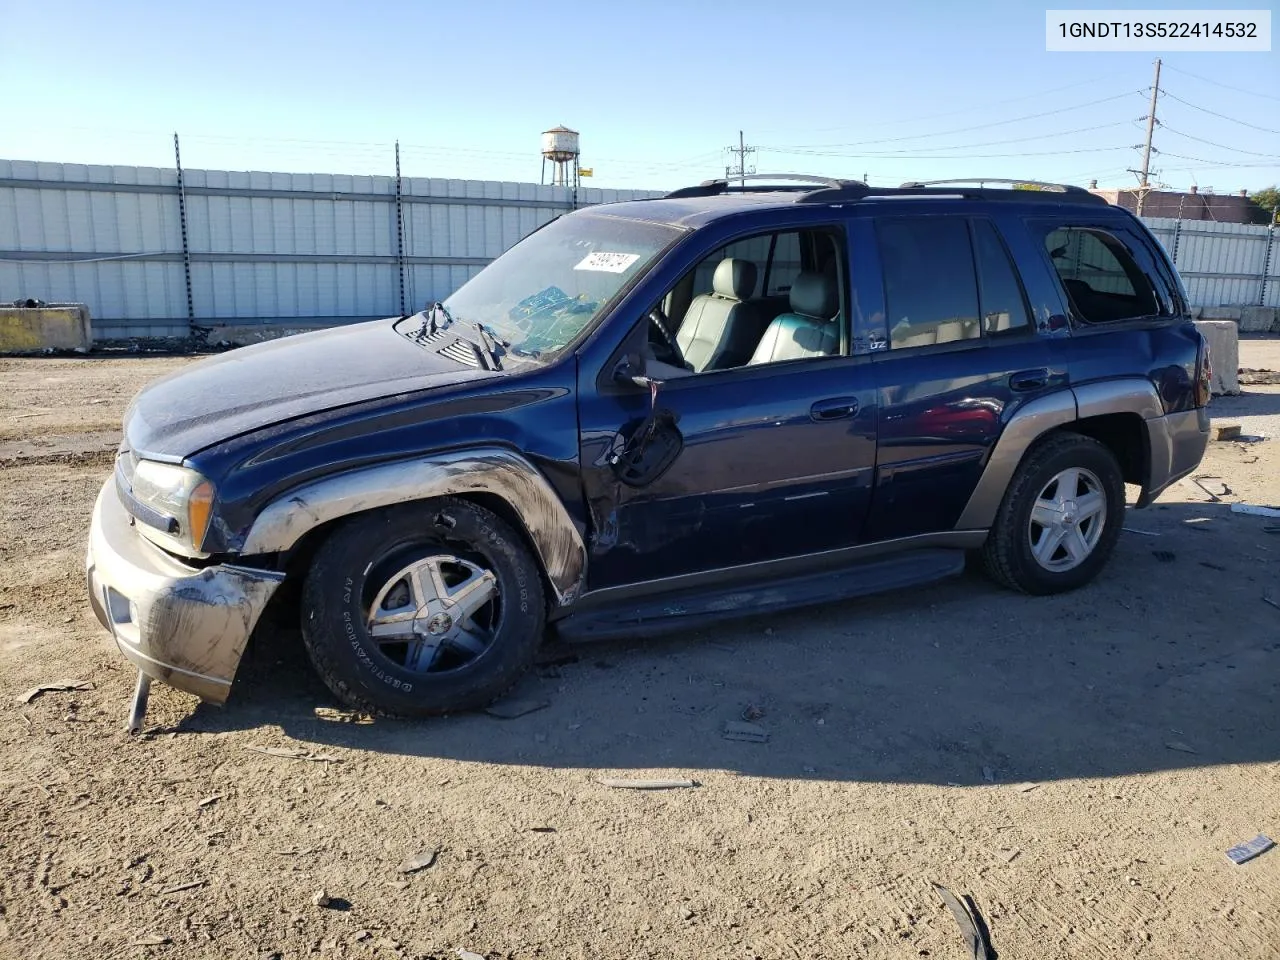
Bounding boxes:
981 431 1125 596
299 498 546 717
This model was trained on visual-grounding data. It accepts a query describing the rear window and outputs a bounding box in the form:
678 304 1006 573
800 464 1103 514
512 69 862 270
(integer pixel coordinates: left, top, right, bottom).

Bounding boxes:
1042 226 1165 324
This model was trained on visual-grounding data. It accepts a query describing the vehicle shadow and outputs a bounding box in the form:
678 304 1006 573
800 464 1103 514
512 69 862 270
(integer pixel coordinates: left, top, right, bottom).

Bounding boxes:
182 500 1280 787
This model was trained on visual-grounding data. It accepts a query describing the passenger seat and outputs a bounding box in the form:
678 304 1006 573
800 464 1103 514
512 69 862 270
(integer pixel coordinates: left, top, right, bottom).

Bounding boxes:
748 271 840 364
675 259 771 372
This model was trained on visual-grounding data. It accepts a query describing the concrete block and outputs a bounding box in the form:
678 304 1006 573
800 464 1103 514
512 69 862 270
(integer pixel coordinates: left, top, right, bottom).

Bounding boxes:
1200 306 1242 321
0 304 92 353
1238 306 1280 334
1194 319 1240 395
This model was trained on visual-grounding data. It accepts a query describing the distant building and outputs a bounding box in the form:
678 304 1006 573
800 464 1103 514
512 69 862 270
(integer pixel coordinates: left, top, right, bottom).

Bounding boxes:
1088 184 1263 224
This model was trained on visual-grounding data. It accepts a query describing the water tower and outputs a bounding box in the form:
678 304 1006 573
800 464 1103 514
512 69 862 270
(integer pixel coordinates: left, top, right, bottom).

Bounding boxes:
541 125 580 190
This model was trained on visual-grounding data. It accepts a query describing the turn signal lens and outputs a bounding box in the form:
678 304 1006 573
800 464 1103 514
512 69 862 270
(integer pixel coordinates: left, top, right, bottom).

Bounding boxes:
187 480 215 549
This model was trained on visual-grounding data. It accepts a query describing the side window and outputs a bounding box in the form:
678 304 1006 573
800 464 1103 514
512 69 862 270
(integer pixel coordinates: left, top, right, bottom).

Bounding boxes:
1043 227 1160 323
878 218 980 349
972 220 1031 336
647 227 847 375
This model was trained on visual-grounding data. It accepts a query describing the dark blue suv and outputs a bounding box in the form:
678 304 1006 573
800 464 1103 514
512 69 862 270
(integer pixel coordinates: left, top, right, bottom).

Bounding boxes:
86 175 1211 725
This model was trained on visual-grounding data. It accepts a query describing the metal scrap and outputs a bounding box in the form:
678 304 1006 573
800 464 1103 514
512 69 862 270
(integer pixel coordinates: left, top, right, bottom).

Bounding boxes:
932 882 996 960
1232 503 1280 519
16 679 93 704
1226 834 1275 865
598 778 697 790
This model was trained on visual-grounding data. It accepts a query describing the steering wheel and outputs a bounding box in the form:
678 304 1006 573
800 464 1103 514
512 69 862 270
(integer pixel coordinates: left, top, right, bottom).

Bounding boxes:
647 306 690 370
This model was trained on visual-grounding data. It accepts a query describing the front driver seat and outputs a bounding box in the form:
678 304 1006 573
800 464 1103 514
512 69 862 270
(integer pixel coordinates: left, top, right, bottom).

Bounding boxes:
675 258 768 372
748 271 840 364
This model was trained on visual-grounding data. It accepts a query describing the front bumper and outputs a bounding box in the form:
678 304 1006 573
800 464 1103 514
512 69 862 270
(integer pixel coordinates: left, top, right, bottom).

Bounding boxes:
86 479 284 703
1144 405 1211 504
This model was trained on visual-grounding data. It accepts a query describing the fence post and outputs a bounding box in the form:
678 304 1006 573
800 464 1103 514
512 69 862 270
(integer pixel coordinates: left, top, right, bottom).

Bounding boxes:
173 133 195 325
1261 209 1277 307
394 141 406 317
1170 197 1184 265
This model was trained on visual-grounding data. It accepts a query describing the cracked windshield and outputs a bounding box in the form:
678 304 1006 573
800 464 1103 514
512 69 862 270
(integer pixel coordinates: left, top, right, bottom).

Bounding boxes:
443 214 681 357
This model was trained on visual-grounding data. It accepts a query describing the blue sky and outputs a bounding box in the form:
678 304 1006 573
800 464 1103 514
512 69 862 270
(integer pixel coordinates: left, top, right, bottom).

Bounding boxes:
1 0 1276 192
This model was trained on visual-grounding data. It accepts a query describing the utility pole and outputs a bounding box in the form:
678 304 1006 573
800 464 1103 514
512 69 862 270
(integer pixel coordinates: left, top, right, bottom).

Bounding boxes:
725 130 756 186
1136 57 1162 216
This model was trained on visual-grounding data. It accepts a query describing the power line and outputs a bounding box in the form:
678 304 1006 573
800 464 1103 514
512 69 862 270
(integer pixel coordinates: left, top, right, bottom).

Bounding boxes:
1159 125 1280 159
1155 151 1280 168
1161 63 1280 103
753 70 1133 137
761 91 1146 151
1160 90 1280 135
760 121 1133 157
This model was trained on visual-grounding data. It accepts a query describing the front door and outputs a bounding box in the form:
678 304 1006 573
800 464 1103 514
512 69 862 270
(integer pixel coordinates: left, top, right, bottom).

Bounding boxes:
576 223 877 591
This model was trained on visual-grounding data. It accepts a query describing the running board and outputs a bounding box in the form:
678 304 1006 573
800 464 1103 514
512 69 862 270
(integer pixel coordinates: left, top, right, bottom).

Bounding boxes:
554 548 966 643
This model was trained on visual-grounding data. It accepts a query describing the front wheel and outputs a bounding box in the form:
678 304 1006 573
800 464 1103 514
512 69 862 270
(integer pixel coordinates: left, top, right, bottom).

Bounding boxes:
981 432 1125 595
300 498 546 717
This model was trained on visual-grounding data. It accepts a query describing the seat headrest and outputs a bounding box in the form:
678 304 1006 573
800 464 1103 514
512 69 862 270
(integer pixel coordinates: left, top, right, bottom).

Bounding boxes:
789 271 838 320
712 258 757 300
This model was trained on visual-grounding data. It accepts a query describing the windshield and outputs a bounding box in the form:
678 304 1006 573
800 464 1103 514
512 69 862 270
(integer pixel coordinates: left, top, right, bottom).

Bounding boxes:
443 213 682 358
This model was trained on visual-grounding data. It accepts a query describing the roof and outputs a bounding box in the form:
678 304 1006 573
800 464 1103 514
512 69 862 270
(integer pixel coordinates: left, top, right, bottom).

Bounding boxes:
583 175 1115 229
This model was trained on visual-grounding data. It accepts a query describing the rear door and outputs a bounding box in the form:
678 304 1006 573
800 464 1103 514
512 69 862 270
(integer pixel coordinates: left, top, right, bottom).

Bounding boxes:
860 211 1060 541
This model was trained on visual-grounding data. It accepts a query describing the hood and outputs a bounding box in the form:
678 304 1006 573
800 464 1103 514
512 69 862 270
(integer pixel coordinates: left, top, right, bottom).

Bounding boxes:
125 318 502 459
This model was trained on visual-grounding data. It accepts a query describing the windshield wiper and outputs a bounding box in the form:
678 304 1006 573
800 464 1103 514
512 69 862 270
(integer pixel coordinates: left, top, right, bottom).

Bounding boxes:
473 322 506 371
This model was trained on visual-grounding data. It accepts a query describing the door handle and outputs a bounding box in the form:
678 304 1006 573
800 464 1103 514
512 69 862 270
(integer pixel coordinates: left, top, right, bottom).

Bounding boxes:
810 397 860 421
1010 368 1049 392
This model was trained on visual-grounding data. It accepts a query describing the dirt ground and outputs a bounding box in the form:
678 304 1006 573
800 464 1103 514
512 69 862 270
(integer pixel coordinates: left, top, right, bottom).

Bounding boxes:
1 341 1278 960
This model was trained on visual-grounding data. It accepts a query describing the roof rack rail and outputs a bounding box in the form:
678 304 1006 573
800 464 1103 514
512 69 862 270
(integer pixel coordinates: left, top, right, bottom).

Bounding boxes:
662 174 1107 206
898 178 1089 194
665 173 869 201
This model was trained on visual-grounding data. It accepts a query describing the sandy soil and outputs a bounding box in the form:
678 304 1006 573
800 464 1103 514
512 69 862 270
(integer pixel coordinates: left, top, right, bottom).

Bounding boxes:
1 346 1278 960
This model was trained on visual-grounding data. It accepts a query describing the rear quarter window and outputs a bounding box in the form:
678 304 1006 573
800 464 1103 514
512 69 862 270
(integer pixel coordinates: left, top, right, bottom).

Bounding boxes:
1038 224 1173 324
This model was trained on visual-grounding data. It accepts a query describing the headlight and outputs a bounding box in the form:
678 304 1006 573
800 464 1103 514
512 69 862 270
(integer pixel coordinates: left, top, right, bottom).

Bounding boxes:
131 460 216 552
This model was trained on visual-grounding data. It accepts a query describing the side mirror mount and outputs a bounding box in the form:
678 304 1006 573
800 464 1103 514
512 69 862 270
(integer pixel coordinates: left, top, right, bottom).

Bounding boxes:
612 352 663 390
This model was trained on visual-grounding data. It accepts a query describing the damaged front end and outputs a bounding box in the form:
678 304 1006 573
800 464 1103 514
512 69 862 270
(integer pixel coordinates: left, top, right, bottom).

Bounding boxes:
85 478 284 731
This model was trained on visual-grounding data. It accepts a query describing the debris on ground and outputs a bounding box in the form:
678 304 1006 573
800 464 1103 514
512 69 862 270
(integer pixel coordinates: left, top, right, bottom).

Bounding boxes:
15 679 93 704
529 826 556 833
397 849 438 874
1001 848 1021 863
598 778 697 790
311 889 333 908
932 882 997 960
313 707 374 724
722 721 769 743
1211 423 1242 441
1238 368 1280 385
457 949 485 960
741 703 766 721
1193 477 1231 500
1153 550 1177 563
484 697 550 719
197 794 221 808
245 746 342 762
1262 594 1280 611
1232 503 1280 518
1165 741 1198 754
1226 834 1275 865
131 934 172 947
1122 527 1160 537
157 880 205 895
1013 782 1039 793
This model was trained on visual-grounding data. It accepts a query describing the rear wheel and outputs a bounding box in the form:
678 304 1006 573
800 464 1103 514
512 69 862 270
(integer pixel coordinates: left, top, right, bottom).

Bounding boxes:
300 498 545 717
981 432 1125 595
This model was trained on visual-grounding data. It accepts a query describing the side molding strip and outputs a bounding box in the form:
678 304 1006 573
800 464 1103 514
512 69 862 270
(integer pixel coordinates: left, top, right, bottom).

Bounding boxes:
954 390 1077 530
239 448 587 606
